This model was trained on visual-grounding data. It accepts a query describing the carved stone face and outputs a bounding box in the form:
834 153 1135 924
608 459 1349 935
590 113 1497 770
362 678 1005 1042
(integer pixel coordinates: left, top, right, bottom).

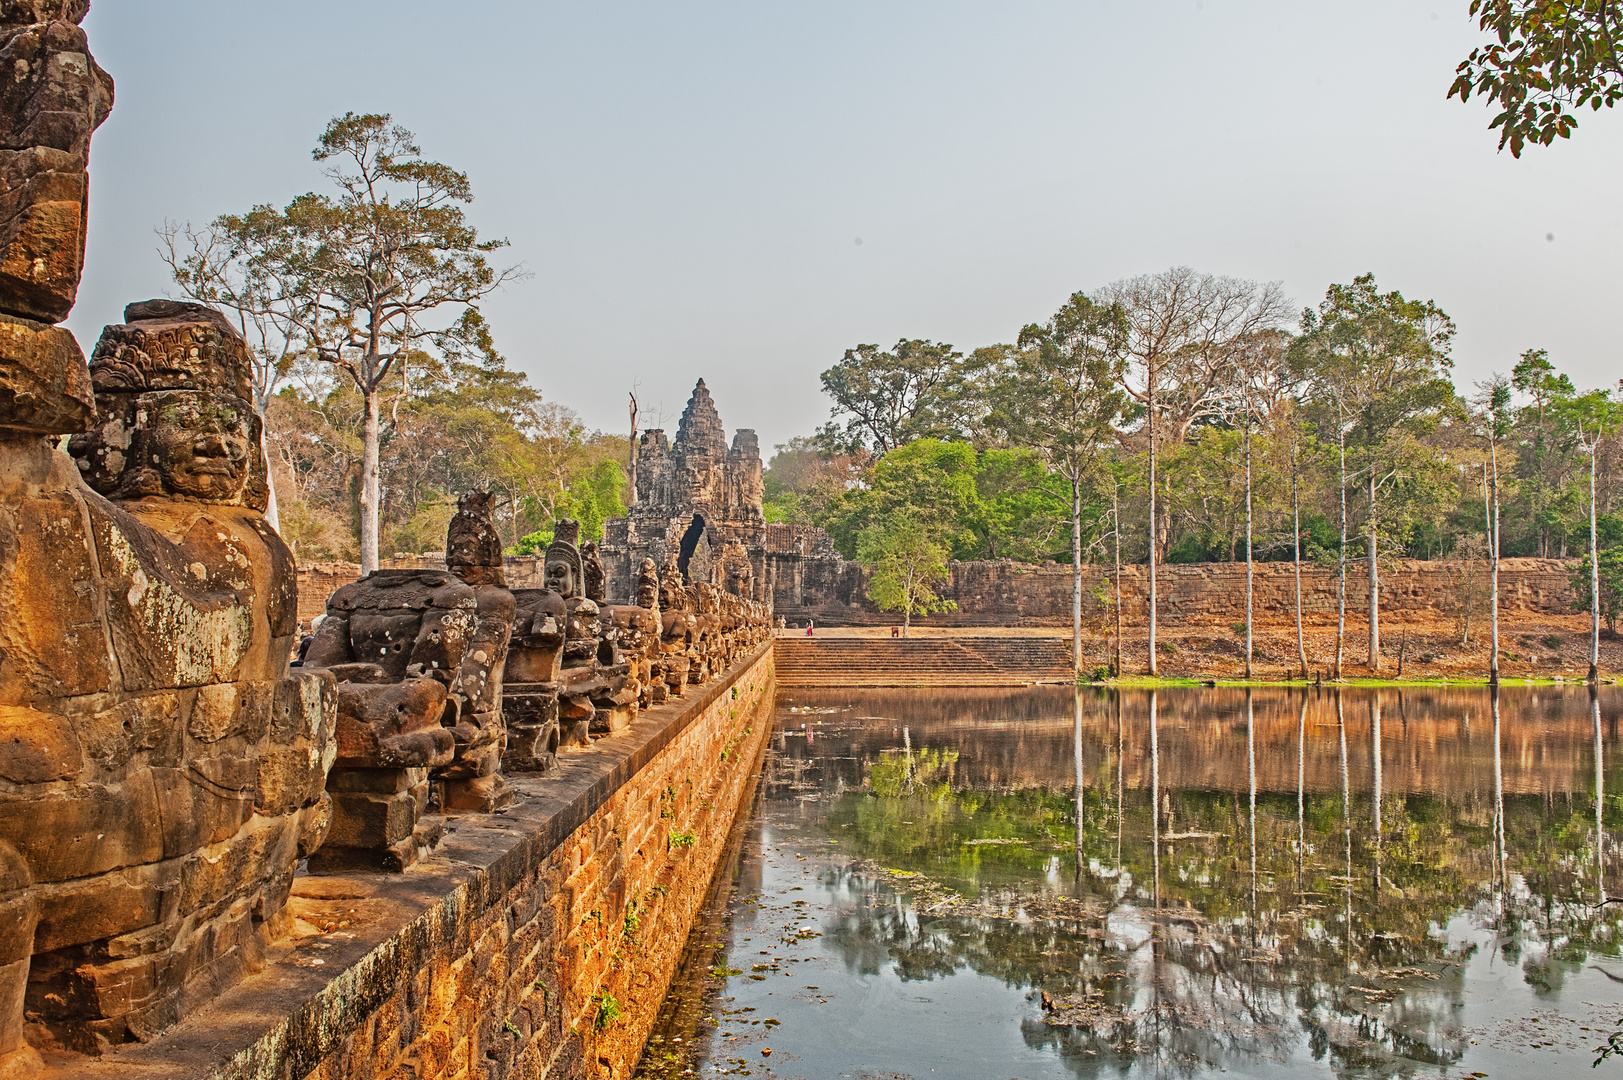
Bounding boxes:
70 389 262 505
148 394 254 499
544 557 575 598
636 558 660 609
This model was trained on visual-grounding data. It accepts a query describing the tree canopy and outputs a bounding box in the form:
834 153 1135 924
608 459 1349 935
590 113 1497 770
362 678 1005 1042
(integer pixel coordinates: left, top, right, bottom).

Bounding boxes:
1450 0 1623 155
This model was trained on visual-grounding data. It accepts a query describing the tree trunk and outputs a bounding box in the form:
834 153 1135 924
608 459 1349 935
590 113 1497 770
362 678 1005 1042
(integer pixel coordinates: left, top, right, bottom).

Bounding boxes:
1072 472 1082 678
1072 688 1084 880
1367 470 1379 671
1244 417 1253 679
1335 432 1347 679
903 565 913 638
1490 446 1501 685
1591 442 1602 684
360 386 382 575
260 424 281 533
1113 484 1123 678
1293 455 1308 679
1296 695 1306 883
1370 695 1383 890
1147 375 1158 677
627 393 639 509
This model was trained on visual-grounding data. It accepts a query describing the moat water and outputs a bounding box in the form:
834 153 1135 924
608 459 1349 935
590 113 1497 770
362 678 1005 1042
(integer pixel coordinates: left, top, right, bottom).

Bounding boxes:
636 685 1623 1079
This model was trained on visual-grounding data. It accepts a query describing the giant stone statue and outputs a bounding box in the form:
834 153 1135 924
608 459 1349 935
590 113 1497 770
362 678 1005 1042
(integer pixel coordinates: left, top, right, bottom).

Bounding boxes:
0 10 343 1067
0 306 339 1066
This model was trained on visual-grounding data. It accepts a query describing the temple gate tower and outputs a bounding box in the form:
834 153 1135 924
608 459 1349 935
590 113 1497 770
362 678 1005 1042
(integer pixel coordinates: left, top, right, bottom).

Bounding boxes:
600 379 767 600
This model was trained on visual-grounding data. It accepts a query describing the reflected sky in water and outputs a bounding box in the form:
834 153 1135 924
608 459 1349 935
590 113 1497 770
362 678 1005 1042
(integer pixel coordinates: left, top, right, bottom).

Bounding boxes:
637 686 1623 1079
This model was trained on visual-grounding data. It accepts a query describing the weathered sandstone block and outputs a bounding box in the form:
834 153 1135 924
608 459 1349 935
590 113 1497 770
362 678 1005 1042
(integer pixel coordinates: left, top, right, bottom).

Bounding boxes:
0 5 111 323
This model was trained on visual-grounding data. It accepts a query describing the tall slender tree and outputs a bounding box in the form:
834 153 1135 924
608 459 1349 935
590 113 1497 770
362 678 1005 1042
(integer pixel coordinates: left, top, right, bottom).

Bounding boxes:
988 293 1128 675
1564 389 1623 682
193 113 522 573
1099 267 1290 675
1293 275 1457 672
1477 377 1513 684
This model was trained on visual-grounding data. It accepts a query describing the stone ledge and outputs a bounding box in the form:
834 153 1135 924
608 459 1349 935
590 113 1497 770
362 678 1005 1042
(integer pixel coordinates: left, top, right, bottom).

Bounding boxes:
39 642 775 1080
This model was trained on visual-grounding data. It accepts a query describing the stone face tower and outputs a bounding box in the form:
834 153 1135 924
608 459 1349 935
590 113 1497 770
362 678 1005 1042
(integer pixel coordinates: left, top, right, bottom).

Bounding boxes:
600 379 766 600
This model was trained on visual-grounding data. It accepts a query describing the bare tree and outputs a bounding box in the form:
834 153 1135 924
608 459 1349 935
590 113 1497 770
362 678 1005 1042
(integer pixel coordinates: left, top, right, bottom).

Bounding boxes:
1098 267 1290 675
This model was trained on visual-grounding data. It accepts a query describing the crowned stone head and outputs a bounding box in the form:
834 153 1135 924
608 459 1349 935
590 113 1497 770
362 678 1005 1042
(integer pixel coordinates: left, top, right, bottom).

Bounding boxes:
447 490 505 586
69 301 268 508
636 557 660 610
544 518 583 599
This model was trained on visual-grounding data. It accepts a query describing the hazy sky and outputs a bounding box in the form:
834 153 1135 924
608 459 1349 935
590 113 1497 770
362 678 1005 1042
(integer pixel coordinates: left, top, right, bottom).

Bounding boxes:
72 1 1623 454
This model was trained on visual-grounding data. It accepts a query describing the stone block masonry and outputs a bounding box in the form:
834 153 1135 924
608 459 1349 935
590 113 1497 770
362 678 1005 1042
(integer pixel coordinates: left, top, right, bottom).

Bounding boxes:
43 643 776 1080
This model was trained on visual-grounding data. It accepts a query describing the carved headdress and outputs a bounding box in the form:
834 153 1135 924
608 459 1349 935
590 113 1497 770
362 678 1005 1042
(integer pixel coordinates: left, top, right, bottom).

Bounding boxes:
446 490 505 586
69 300 268 508
544 518 584 599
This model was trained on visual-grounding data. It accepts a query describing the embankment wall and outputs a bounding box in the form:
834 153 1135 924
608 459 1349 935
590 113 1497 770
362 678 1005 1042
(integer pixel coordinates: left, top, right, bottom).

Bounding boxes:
299 557 1576 632
767 556 1578 627
49 645 776 1080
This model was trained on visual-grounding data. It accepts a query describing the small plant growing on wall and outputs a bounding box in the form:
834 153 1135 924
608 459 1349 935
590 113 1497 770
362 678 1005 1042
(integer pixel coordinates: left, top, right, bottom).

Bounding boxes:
668 829 696 850
594 990 623 1031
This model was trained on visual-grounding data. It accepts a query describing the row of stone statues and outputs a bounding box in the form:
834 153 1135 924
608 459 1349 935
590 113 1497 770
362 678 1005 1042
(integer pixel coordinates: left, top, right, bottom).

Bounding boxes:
296 502 775 871
0 290 774 1066
0 5 769 1058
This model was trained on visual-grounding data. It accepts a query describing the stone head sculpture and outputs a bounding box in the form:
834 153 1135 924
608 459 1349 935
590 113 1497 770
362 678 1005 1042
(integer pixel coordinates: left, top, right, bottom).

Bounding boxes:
720 538 753 598
660 552 687 612
69 300 269 509
636 557 660 610
0 0 112 329
545 518 583 599
447 489 505 586
581 539 606 603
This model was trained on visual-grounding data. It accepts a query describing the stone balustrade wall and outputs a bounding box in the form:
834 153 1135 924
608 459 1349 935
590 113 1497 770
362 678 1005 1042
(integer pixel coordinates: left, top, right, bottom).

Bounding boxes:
302 556 1579 631
49 644 776 1080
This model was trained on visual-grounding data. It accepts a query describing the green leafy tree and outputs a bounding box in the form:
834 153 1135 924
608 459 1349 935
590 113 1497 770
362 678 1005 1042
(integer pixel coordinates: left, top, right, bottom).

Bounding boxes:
1510 348 1579 555
820 339 973 453
1450 0 1623 155
971 447 1066 562
762 435 865 525
514 457 627 554
986 292 1128 674
1292 274 1459 673
1561 386 1623 673
857 516 957 635
195 113 523 573
1570 533 1623 636
822 439 983 560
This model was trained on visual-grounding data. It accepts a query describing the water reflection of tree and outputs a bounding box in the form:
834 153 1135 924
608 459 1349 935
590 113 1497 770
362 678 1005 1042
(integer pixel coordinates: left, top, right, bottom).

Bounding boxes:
790 689 1623 1078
